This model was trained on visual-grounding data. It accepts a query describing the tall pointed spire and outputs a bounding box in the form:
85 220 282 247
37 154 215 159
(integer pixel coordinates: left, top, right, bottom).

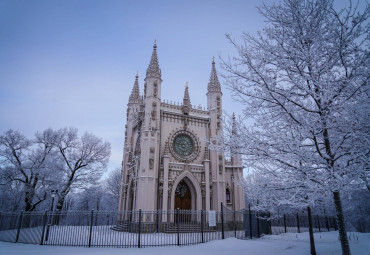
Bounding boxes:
232 113 237 135
129 73 140 103
146 41 161 79
207 57 221 92
182 82 191 114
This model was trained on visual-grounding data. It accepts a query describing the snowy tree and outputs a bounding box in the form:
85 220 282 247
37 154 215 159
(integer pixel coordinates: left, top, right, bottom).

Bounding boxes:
242 170 331 215
0 176 24 212
0 129 58 211
51 128 111 212
221 1 369 255
104 168 121 198
102 168 121 210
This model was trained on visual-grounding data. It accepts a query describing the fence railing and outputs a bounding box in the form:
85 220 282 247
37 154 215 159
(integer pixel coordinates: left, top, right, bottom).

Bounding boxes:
0 208 337 247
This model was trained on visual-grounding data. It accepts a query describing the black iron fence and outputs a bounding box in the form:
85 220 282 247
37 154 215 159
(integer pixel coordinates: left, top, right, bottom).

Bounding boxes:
0 208 337 247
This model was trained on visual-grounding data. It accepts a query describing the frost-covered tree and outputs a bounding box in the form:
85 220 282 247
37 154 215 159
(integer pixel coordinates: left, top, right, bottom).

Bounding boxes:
0 176 24 212
242 170 333 215
51 128 111 212
103 168 121 210
104 168 121 197
0 129 58 211
341 189 370 232
221 1 369 255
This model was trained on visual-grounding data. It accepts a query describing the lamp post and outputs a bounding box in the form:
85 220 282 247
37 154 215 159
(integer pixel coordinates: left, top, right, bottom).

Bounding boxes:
49 189 58 225
45 189 58 242
50 189 58 211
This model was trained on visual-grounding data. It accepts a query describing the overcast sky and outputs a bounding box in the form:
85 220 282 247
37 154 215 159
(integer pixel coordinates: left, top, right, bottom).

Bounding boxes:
0 0 355 173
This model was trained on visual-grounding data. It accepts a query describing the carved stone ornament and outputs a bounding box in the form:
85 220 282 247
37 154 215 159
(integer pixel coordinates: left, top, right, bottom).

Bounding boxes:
203 147 209 160
164 142 170 155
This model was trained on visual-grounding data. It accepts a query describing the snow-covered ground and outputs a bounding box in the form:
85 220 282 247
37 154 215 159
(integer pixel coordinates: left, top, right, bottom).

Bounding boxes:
0 231 368 255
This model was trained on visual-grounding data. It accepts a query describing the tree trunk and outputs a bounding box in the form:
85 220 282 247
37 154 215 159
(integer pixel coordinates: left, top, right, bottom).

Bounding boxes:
24 191 32 212
333 191 351 255
55 193 66 212
307 206 316 255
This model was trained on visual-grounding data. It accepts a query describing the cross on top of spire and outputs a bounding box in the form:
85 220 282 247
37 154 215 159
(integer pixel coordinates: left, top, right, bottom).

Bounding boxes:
146 41 161 79
208 57 221 93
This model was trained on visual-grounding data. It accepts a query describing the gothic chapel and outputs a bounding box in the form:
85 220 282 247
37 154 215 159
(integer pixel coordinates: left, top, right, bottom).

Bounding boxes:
118 43 245 212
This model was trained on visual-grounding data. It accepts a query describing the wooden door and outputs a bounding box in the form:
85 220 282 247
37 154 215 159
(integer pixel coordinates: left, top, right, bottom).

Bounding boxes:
175 180 191 222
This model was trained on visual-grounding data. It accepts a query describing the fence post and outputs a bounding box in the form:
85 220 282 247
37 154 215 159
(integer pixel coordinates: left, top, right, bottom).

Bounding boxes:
45 212 50 242
234 210 236 238
325 215 329 231
201 210 204 243
296 213 300 233
333 217 337 231
177 209 180 246
138 209 141 248
249 204 252 239
156 210 159 233
88 210 94 247
39 210 48 245
15 210 23 243
268 212 272 235
283 214 287 233
256 210 260 238
317 215 321 232
221 202 225 239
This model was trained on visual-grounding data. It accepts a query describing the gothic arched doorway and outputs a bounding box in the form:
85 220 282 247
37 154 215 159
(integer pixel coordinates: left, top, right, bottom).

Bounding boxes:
175 180 191 210
175 180 191 222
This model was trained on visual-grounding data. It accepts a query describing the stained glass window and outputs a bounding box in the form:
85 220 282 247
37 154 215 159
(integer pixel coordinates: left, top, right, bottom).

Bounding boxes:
173 134 194 157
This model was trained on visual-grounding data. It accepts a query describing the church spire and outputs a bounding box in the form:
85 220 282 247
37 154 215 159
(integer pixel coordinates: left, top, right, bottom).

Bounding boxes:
207 57 221 93
146 41 161 79
129 73 140 103
182 82 191 114
232 113 237 135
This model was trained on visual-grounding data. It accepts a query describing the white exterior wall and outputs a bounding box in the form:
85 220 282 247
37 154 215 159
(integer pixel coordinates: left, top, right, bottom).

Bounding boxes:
118 48 245 213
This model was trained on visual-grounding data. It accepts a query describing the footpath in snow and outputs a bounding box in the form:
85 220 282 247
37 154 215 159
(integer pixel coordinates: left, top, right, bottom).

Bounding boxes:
0 231 368 255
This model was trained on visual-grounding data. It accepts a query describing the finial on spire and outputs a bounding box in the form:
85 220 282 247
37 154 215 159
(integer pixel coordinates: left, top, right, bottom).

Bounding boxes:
146 41 161 79
207 58 221 93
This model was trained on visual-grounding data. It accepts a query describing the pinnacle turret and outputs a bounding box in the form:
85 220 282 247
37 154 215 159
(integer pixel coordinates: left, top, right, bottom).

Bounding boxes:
146 42 161 79
207 57 221 93
183 83 191 106
182 83 192 114
232 113 237 135
129 73 141 104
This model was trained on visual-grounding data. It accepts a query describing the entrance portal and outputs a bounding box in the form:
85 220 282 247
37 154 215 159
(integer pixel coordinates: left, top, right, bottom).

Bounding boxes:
174 180 191 222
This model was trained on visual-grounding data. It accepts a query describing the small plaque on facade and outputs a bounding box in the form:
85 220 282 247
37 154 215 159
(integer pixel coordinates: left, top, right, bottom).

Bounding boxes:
208 210 216 227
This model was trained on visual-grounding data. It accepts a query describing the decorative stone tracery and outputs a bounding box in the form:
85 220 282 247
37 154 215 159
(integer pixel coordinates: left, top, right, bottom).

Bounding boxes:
168 129 200 162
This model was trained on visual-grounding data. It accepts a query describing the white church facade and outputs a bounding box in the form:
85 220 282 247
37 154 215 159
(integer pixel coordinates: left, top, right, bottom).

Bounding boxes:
118 43 245 212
